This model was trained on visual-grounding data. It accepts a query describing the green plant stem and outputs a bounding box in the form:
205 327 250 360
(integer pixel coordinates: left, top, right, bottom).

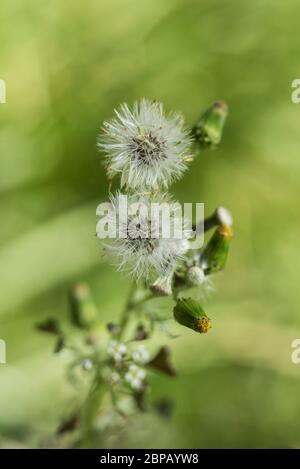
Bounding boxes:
81 282 153 443
118 282 153 339
81 369 104 446
118 282 136 339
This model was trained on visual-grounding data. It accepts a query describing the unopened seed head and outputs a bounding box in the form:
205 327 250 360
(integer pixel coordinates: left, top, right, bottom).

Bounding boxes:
215 206 233 227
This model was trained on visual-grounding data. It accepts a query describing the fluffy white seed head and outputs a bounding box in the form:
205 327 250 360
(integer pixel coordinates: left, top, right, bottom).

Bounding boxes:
99 99 192 190
185 256 216 299
187 266 205 286
97 192 191 282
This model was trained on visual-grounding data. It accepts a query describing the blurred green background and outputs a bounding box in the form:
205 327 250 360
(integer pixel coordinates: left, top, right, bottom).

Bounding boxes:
1 0 300 449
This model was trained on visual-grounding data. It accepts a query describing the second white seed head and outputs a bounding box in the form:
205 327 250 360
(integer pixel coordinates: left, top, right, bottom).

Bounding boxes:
98 192 191 281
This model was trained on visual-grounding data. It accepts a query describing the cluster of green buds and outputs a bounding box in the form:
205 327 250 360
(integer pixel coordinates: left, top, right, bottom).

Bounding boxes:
172 210 233 333
171 102 233 333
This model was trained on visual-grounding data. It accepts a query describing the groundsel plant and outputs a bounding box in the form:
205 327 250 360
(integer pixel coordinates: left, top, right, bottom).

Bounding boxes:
37 99 232 447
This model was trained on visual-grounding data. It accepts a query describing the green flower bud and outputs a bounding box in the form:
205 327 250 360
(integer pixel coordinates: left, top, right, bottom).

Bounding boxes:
173 298 212 333
68 283 98 329
200 224 233 275
192 101 228 150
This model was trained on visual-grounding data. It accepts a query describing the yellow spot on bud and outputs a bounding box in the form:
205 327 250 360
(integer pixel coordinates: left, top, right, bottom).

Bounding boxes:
218 224 233 239
196 317 212 333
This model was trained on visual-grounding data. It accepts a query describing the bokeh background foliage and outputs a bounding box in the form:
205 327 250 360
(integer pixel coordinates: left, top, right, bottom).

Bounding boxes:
1 0 300 448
